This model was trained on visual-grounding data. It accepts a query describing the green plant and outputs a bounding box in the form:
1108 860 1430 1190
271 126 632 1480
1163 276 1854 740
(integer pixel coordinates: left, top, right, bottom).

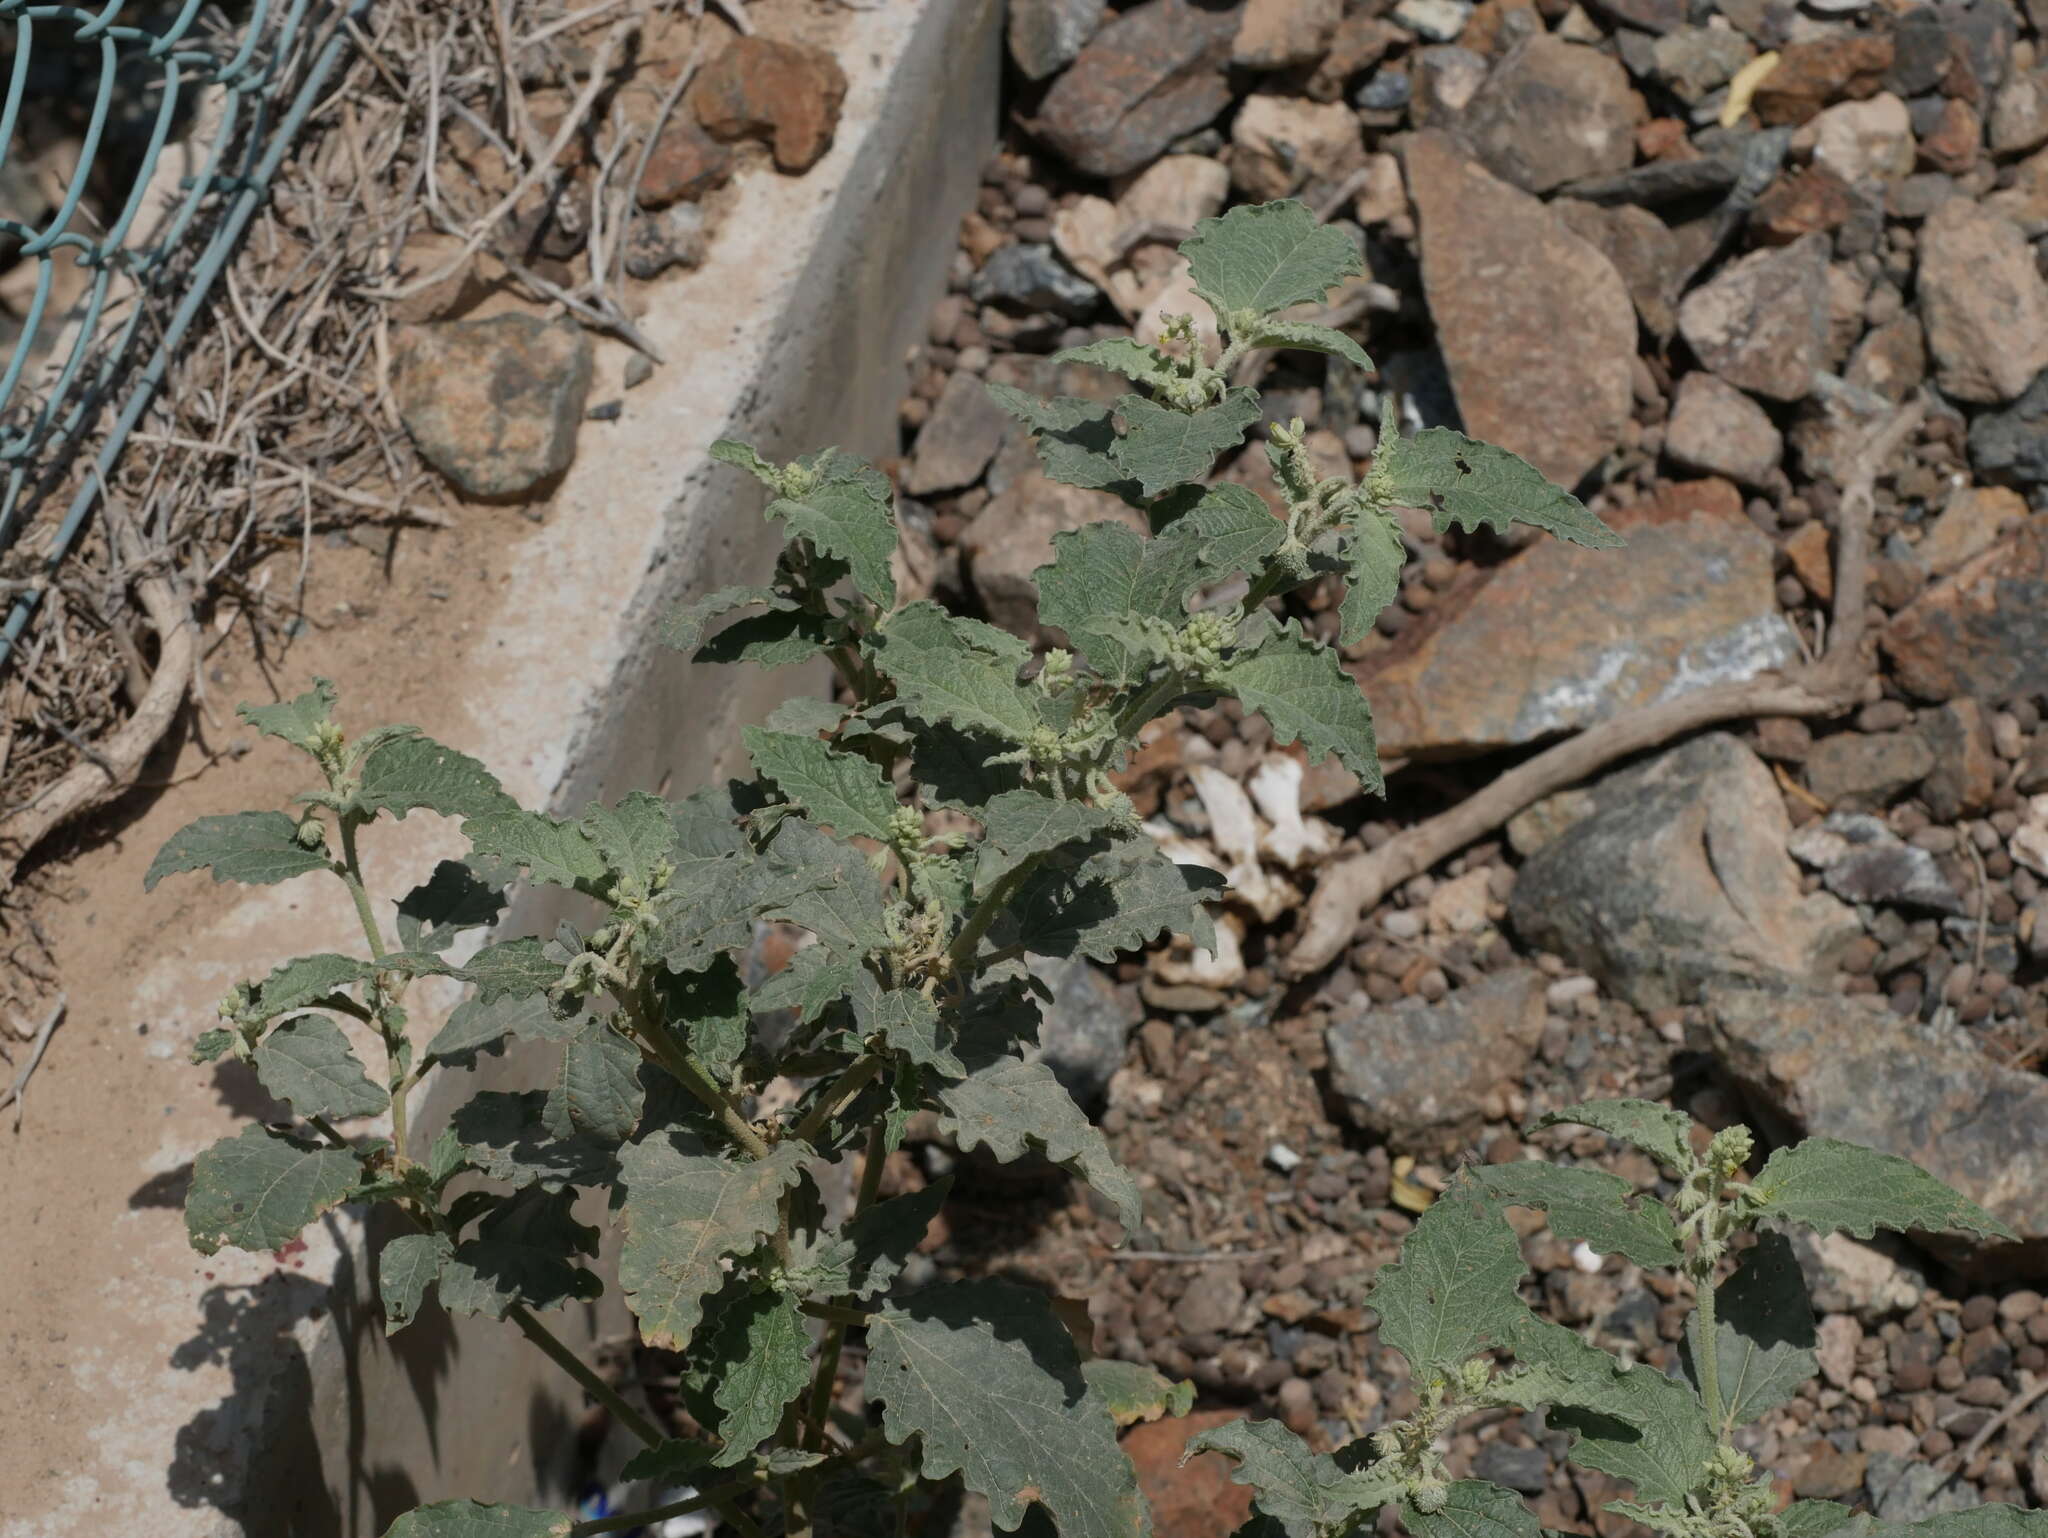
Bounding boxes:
148 200 1640 1538
1193 1101 2035 1538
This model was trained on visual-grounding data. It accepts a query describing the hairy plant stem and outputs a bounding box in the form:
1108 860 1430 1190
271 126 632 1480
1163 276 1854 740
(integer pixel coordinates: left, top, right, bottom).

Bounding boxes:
333 810 414 1161
1693 1170 1728 1437
791 1054 885 1147
802 1122 889 1448
511 1303 664 1447
629 989 774 1161
801 1300 874 1328
942 851 1048 980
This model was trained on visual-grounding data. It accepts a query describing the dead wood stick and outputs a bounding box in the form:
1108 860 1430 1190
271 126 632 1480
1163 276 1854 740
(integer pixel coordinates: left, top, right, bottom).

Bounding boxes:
0 994 66 1131
1285 396 1925 977
0 578 197 891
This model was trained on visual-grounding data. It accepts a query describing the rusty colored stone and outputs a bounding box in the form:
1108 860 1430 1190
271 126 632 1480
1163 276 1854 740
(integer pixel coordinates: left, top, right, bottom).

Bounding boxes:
1920 96 1984 174
1917 197 2048 404
1752 35 1895 125
1354 479 1801 757
1123 1411 1258 1538
1750 165 1855 245
638 115 732 208
1407 132 1634 489
1677 233 1831 402
693 36 848 173
1883 519 2048 702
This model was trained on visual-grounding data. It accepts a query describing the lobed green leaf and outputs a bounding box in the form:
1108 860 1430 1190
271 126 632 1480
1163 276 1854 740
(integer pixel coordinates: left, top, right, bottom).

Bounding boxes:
1004 838 1224 962
866 1279 1148 1538
790 1176 952 1300
1111 389 1263 497
254 1016 390 1120
1748 1139 2017 1244
1337 511 1406 647
240 678 339 751
146 811 332 891
1367 1184 1528 1385
1183 200 1364 318
764 456 898 608
437 1185 602 1318
1374 420 1622 548
1403 1482 1542 1538
186 1124 361 1256
616 1132 809 1350
1187 1418 1402 1538
355 734 515 822
379 1231 451 1335
1239 320 1373 374
1532 1099 1697 1175
872 600 1040 744
1681 1232 1816 1429
985 384 1139 498
380 1501 571 1538
704 1289 811 1466
395 862 505 954
1212 619 1382 790
745 726 899 843
937 1054 1141 1235
1474 1162 1684 1270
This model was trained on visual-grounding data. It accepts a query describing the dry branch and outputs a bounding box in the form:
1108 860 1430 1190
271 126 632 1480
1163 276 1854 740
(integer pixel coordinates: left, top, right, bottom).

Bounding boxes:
1285 396 1928 977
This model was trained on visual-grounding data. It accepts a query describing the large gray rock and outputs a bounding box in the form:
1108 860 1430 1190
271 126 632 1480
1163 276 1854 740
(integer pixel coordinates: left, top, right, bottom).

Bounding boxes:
1917 197 2048 404
1008 0 1107 79
1324 968 1546 1154
394 315 592 500
1455 36 1640 194
1509 734 1858 1011
1678 234 1831 402
1030 953 1138 1108
1703 987 2048 1276
1031 0 1239 178
1406 131 1635 489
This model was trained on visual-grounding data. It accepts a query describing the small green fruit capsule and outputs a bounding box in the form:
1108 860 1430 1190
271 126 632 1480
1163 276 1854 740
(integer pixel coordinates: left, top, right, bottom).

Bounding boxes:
1708 1125 1754 1175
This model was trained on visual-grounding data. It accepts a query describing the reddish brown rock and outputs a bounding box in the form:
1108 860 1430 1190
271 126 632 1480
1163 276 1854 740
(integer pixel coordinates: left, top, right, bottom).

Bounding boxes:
1663 372 1783 486
1553 199 1707 342
1917 198 2048 404
1920 97 1983 174
1677 233 1830 402
1784 519 1834 602
1919 485 2029 576
1752 35 1895 126
1750 165 1855 245
1846 314 1927 404
1883 519 2048 702
693 37 848 173
638 115 733 208
1032 0 1238 178
1407 132 1634 489
1124 1411 1257 1538
1919 699 1999 821
1454 35 1641 194
1353 479 1801 757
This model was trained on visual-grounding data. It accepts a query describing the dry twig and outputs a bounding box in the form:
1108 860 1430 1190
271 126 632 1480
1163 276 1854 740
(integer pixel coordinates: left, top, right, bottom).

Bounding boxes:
0 993 66 1132
1286 396 1928 976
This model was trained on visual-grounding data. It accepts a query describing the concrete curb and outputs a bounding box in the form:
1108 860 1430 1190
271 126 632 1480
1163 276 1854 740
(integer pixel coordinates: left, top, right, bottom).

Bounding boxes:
2 1 997 1531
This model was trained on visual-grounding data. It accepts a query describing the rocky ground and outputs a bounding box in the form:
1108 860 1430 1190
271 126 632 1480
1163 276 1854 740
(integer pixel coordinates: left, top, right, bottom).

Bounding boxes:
774 0 2048 1530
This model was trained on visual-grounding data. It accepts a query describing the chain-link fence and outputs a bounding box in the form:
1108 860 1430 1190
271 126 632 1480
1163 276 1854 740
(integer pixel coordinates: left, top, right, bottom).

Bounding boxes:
0 0 360 671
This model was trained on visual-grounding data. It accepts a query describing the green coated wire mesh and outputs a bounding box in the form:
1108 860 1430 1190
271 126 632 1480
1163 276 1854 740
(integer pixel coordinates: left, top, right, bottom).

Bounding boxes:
0 0 359 671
